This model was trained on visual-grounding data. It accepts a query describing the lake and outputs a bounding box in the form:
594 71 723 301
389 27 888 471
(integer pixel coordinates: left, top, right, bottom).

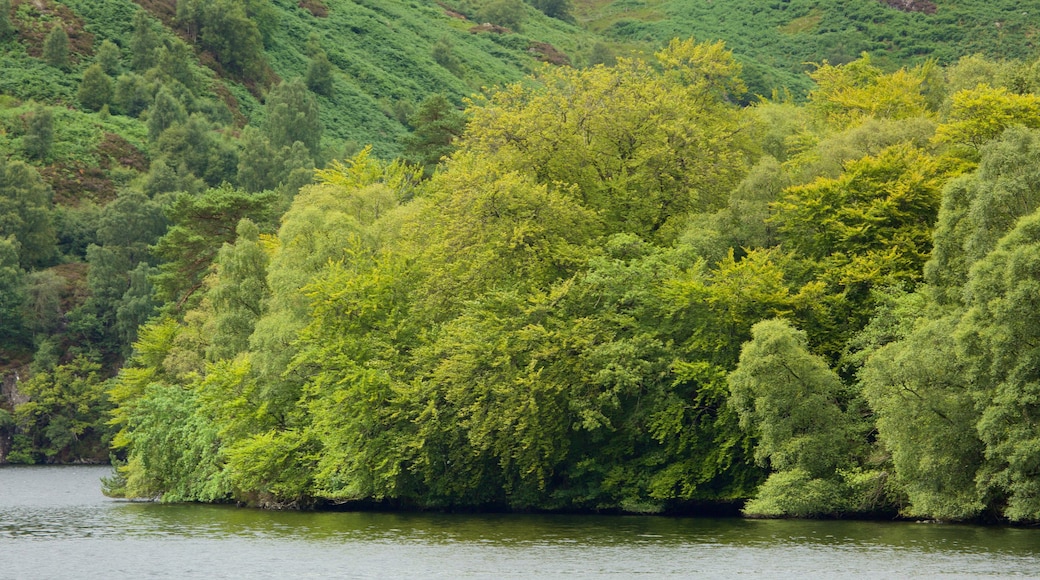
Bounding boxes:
2 465 1039 578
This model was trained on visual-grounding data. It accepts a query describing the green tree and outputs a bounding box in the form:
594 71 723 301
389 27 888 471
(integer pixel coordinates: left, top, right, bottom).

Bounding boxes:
728 319 866 516
201 0 265 80
147 87 187 141
305 49 334 97
42 24 69 70
431 36 463 76
113 73 152 118
78 63 114 112
264 78 322 158
0 0 14 41
0 237 26 350
0 158 56 269
205 219 269 361
856 296 983 520
479 0 526 31
960 209 1040 522
460 38 752 242
151 185 278 308
14 357 111 463
528 0 572 21
95 39 122 76
402 93 466 176
22 105 53 161
129 10 159 71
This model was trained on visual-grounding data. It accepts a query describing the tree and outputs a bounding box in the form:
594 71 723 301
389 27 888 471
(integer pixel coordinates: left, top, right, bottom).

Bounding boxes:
22 105 53 161
528 0 573 21
959 209 1040 522
42 24 69 70
205 219 269 361
305 48 334 97
147 87 187 141
0 237 26 350
95 39 122 76
402 93 466 175
78 64 114 112
460 39 752 242
0 158 56 269
858 304 983 520
151 185 278 308
0 0 14 41
14 357 111 463
113 73 152 118
934 84 1040 150
264 78 321 158
200 0 265 80
728 319 871 516
431 36 462 76
129 10 159 71
479 0 526 31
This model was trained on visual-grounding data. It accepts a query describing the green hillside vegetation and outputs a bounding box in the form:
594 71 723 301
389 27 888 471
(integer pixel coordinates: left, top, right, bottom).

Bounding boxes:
579 0 1040 98
5 0 1040 523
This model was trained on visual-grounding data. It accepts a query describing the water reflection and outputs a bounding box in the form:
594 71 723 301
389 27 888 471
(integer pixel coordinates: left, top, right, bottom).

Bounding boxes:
3 465 1040 579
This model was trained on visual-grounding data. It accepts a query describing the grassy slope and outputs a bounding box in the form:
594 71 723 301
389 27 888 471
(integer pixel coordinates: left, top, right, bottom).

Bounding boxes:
578 0 1040 97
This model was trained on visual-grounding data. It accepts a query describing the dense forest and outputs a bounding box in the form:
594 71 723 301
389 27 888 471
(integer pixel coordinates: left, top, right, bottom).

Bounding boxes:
3 0 1040 522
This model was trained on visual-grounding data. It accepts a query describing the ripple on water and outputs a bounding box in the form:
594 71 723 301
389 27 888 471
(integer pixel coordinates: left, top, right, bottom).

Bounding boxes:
3 466 1040 579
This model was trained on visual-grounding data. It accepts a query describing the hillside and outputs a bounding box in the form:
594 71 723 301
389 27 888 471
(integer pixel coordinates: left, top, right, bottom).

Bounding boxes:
577 0 1040 97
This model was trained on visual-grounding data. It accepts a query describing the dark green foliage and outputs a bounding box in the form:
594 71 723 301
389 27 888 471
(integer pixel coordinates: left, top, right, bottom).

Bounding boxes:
129 11 160 71
305 50 334 97
78 64 113 112
402 93 466 175
113 73 152 118
0 237 26 350
42 25 70 70
22 105 53 161
151 185 278 308
200 0 266 80
431 36 463 76
527 0 572 22
13 357 111 463
147 87 187 141
479 0 526 32
156 113 240 186
264 78 321 158
0 0 13 41
0 158 55 269
95 40 122 76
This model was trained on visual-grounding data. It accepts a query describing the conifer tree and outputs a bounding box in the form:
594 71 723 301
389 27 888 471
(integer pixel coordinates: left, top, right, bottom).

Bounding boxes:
42 24 69 70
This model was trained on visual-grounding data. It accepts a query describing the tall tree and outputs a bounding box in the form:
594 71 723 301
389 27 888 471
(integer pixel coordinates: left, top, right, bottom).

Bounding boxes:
264 78 321 158
147 87 187 141
0 0 14 41
0 237 26 350
0 158 56 269
129 10 160 71
22 105 53 161
42 24 69 70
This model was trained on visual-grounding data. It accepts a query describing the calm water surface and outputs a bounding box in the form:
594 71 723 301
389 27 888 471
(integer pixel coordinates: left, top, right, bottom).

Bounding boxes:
2 466 1040 578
